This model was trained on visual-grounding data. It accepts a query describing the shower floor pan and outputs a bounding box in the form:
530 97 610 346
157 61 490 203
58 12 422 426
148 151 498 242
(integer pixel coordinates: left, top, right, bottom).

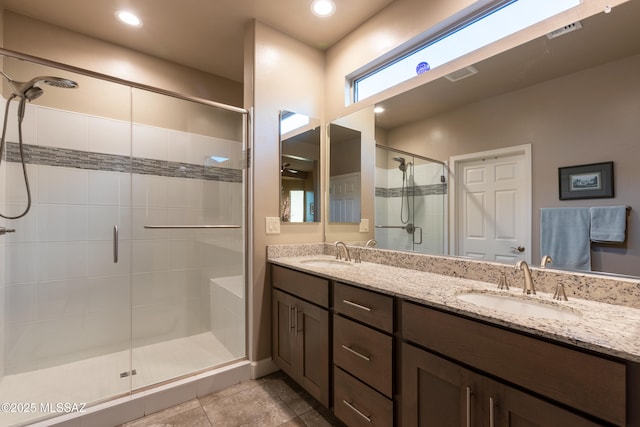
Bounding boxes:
0 332 236 427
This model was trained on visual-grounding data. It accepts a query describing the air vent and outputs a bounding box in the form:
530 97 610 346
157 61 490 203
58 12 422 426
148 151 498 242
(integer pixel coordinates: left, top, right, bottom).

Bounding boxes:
546 21 582 39
445 66 479 82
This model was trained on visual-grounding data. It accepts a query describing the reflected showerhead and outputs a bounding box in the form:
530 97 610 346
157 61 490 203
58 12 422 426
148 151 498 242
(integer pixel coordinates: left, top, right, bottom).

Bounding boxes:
393 156 407 171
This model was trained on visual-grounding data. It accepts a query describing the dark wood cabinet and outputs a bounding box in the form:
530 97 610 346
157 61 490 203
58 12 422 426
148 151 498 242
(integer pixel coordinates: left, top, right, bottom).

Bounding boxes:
401 301 626 426
269 262 636 427
402 343 602 427
271 266 330 408
333 283 395 426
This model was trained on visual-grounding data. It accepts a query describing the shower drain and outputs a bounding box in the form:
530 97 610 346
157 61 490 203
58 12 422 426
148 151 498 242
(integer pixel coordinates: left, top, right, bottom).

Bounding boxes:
120 369 138 378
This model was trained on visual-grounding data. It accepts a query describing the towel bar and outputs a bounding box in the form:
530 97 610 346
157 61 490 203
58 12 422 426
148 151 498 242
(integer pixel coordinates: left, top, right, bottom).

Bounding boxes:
144 225 241 229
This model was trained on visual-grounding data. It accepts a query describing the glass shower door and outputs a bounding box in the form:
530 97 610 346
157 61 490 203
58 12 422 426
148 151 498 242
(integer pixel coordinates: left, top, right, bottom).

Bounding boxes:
129 89 246 390
0 57 133 426
375 146 446 254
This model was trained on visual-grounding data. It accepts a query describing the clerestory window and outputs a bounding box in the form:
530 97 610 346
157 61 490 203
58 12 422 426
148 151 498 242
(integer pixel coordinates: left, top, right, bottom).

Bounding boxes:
352 0 581 102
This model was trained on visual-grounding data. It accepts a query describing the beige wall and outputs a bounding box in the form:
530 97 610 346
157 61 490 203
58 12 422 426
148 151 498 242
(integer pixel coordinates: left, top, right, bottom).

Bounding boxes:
384 53 640 276
244 21 325 362
2 11 242 106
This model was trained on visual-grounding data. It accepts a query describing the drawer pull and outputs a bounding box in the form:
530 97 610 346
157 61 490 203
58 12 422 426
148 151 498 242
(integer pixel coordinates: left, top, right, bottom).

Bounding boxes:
343 400 372 423
341 345 371 361
342 299 372 312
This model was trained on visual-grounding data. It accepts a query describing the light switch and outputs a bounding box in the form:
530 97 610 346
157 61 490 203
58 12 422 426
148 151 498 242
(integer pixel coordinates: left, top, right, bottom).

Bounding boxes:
266 217 280 234
359 218 369 232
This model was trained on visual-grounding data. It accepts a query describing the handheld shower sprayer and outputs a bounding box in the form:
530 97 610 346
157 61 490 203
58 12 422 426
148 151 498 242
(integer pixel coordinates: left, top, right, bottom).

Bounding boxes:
393 156 407 171
1 72 78 122
392 156 412 224
0 71 78 220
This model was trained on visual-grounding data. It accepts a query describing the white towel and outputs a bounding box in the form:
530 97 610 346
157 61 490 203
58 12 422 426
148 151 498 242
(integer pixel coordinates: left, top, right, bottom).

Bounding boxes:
590 206 627 243
540 207 591 271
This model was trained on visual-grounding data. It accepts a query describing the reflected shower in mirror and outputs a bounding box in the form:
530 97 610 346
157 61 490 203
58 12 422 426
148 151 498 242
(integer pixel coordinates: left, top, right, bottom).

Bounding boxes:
329 123 361 223
279 110 321 223
375 146 446 255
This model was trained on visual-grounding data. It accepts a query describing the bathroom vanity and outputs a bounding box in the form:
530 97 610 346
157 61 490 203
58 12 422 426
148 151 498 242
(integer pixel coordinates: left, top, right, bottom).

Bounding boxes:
269 249 640 426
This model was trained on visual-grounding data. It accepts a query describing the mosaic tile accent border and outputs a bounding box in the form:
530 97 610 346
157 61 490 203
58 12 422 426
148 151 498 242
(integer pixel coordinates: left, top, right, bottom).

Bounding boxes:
5 142 243 183
375 183 447 197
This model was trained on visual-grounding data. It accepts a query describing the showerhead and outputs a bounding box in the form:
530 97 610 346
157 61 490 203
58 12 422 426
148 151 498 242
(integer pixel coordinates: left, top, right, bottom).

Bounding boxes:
39 77 79 89
393 156 407 171
1 72 78 121
1 72 78 98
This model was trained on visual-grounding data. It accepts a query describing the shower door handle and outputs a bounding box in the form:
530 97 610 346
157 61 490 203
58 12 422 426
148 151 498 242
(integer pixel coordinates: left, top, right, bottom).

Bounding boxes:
413 226 423 245
113 225 119 263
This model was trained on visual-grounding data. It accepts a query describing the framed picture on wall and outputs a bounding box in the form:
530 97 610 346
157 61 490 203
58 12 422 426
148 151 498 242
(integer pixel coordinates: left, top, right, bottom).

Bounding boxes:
558 161 614 200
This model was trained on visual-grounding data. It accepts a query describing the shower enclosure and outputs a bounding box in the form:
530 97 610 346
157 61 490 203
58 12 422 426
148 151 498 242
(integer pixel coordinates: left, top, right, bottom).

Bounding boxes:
375 145 446 254
0 54 247 426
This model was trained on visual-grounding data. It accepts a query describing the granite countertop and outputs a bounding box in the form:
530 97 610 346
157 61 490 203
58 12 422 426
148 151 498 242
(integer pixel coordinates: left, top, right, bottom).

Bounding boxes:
269 255 640 363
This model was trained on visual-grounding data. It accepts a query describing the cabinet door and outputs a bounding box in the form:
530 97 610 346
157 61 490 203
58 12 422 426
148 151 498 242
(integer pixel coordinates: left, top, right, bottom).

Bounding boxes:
402 343 483 426
486 378 603 427
272 289 297 377
296 297 330 408
271 289 330 408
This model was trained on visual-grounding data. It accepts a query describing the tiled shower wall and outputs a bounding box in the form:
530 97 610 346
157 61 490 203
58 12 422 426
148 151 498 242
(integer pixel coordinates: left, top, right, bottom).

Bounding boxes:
1 99 243 374
375 161 446 254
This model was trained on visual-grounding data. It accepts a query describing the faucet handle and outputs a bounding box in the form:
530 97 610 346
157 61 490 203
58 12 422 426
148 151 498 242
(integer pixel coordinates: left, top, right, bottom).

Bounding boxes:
497 272 509 290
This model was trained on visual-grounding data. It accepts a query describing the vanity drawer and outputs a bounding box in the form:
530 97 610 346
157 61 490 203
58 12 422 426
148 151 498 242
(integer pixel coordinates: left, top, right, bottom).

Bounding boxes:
402 301 626 426
334 315 393 397
334 366 393 427
333 282 393 332
271 264 329 308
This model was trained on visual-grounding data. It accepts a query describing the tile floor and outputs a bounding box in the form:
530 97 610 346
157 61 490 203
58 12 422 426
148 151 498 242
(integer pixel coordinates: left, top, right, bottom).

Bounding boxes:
119 371 345 427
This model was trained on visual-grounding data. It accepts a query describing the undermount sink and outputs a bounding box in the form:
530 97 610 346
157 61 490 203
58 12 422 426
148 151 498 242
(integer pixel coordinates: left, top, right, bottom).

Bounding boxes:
456 292 581 321
300 258 353 268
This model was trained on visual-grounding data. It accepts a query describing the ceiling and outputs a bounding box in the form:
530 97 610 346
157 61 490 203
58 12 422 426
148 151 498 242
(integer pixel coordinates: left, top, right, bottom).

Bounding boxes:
0 0 394 83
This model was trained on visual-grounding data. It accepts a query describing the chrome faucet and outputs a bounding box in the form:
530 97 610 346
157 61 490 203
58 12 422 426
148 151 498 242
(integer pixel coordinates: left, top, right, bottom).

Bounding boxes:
365 239 378 247
540 255 553 268
335 241 351 261
514 260 536 294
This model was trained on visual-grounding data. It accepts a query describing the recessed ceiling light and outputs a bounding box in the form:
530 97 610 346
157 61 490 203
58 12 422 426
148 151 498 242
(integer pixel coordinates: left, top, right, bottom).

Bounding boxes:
311 0 336 17
116 10 143 27
374 106 385 114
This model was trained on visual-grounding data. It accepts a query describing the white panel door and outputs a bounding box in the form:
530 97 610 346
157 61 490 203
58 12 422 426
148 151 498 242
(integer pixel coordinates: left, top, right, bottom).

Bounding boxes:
330 173 361 222
457 151 530 263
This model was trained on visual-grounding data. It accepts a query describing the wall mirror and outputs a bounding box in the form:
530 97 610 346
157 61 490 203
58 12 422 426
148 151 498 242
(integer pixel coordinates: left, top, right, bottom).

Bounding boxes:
328 0 640 277
328 123 361 223
280 110 321 223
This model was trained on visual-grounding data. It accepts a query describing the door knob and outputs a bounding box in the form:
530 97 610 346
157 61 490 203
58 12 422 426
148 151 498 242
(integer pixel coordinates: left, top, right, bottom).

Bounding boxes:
510 246 525 253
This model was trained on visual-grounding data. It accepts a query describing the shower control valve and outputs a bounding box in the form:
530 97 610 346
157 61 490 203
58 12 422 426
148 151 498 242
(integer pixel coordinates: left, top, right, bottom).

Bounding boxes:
0 226 16 236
